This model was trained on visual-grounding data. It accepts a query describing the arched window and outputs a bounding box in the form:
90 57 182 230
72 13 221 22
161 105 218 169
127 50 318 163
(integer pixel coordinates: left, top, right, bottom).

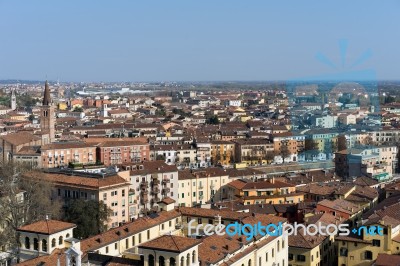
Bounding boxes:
149 254 155 266
277 240 280 252
180 256 185 266
248 259 252 266
59 236 63 245
66 233 70 238
51 238 56 248
170 257 176 266
192 250 197 263
159 256 165 266
33 238 39 251
186 253 190 266
25 237 30 249
42 239 47 252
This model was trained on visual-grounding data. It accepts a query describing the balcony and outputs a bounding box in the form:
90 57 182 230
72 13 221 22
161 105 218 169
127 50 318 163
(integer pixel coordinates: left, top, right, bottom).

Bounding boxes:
175 223 183 229
141 196 149 204
162 178 170 185
198 185 204 189
152 179 160 186
153 196 160 202
140 181 148 187
151 187 160 195
210 183 215 189
162 188 171 194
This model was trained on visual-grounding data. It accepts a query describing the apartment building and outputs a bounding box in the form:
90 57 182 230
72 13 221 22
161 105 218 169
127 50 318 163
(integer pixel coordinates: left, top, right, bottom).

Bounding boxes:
337 196 400 266
289 213 338 266
150 145 178 164
120 161 178 218
272 132 305 163
233 138 274 166
178 168 230 207
41 142 96 168
226 178 302 205
195 140 211 168
95 139 150 166
316 199 364 227
25 170 131 228
335 146 397 181
210 140 235 166
311 115 338 128
175 144 197 167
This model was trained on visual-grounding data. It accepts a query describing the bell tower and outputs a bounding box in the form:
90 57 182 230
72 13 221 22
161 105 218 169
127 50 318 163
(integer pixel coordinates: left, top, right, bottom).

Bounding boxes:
40 81 55 143
10 88 16 110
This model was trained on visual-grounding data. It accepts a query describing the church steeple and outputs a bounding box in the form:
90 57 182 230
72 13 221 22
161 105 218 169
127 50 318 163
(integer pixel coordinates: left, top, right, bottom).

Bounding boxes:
40 80 55 143
10 88 16 110
43 80 51 106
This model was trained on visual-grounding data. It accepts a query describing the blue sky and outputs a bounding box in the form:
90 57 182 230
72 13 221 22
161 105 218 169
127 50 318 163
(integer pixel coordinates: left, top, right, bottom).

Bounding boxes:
0 1 398 82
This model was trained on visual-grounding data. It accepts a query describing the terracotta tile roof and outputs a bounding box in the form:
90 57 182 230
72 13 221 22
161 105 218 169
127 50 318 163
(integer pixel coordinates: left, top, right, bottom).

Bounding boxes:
25 172 129 190
14 146 41 155
214 202 278 215
242 180 295 190
159 197 175 205
83 137 148 144
375 254 400 266
232 138 272 145
305 212 342 226
0 131 40 146
96 139 149 147
80 210 181 253
219 236 277 266
139 235 201 253
242 192 304 201
15 248 66 266
41 142 93 150
288 227 327 249
17 220 76 235
178 207 249 221
317 199 362 215
227 179 247 190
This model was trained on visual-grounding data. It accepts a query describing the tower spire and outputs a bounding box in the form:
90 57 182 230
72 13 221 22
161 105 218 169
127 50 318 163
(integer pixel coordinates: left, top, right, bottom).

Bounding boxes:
43 80 51 106
10 88 16 110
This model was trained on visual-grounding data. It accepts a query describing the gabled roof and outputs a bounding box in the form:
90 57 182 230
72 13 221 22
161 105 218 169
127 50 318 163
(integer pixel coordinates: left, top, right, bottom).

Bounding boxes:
139 235 201 253
17 220 76 235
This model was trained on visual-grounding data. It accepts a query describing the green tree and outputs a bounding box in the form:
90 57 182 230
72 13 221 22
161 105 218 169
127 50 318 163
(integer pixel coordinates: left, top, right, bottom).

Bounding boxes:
206 115 219 125
63 199 112 239
304 138 319 160
337 135 347 151
279 143 291 163
0 164 62 262
72 106 84 112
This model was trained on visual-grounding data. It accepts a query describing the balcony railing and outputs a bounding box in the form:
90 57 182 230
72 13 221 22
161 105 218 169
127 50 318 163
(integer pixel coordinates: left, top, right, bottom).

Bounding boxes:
162 188 170 194
151 187 160 195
